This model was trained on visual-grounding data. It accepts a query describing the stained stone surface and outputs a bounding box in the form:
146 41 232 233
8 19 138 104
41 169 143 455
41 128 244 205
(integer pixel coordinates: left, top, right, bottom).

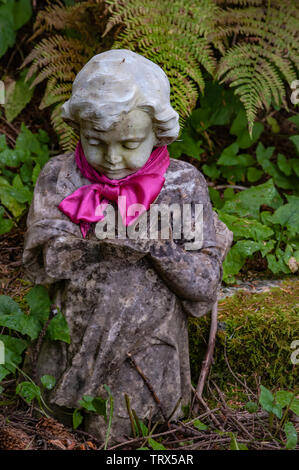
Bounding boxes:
23 152 232 441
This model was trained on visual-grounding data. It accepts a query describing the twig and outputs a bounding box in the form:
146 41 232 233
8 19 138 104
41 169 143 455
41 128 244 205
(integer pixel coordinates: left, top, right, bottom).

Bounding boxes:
132 408 143 436
211 382 256 443
0 116 19 136
191 385 224 431
224 336 255 398
107 408 220 450
32 306 56 380
124 394 137 438
126 352 167 422
0 127 15 145
7 269 21 288
73 428 103 446
166 397 182 423
211 184 248 191
196 300 218 399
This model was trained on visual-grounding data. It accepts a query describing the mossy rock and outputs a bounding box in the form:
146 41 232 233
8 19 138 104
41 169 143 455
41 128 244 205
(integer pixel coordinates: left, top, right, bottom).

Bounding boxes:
188 280 299 391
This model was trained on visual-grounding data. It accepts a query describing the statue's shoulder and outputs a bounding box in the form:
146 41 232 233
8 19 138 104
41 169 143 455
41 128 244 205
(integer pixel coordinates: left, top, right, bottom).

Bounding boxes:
36 152 79 195
165 158 208 193
40 152 74 176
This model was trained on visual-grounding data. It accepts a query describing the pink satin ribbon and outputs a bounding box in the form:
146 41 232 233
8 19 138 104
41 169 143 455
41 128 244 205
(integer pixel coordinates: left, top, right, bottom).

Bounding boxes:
58 141 170 237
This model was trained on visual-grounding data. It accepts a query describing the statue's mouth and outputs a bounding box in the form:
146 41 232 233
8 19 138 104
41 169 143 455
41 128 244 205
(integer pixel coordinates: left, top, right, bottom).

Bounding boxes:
101 165 126 172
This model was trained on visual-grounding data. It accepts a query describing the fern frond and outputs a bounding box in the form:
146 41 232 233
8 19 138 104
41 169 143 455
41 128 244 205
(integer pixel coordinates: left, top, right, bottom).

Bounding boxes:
218 42 292 130
25 0 299 150
106 0 218 119
52 104 79 152
216 0 299 131
25 0 110 152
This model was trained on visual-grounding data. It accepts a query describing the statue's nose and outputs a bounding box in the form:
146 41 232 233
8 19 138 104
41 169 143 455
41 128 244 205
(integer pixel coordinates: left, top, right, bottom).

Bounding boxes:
105 145 122 164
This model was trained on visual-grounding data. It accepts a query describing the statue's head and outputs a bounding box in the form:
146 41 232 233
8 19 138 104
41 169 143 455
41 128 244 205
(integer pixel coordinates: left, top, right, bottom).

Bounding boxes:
61 49 179 179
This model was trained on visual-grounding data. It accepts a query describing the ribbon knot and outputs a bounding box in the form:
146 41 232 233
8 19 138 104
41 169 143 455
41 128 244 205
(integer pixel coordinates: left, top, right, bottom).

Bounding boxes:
58 141 170 238
100 183 120 201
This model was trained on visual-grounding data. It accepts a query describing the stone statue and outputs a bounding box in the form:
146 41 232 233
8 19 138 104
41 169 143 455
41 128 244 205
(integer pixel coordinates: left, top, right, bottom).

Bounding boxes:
23 50 233 442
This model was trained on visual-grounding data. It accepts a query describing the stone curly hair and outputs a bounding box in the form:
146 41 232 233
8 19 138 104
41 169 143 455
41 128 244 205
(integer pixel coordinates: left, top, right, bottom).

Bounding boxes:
61 49 180 146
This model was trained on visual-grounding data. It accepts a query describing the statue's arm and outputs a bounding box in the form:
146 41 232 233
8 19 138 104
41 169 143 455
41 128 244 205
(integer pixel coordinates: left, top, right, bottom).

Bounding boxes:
148 239 222 303
42 236 101 282
146 170 223 303
23 155 102 284
150 241 222 302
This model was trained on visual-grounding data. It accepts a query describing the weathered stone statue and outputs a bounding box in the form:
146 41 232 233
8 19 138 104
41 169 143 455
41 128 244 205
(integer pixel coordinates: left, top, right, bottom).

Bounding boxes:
23 50 232 441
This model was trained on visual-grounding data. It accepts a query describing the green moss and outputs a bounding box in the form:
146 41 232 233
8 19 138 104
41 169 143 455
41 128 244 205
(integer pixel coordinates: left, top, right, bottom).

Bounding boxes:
188 280 299 391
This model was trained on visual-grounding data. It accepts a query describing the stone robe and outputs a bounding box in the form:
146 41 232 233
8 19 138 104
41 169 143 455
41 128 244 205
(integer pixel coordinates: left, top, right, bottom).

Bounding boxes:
23 152 232 440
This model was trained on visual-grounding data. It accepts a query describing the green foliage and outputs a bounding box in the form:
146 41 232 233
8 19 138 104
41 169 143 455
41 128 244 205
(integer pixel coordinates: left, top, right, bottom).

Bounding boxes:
284 421 298 450
0 124 50 232
193 419 208 431
24 0 299 150
0 206 13 234
13 366 56 416
169 82 299 282
229 432 248 450
0 334 27 381
40 374 56 390
260 388 299 418
79 395 107 421
3 69 36 122
105 0 293 134
0 0 32 58
147 438 167 451
216 0 299 133
72 408 83 429
16 380 41 404
259 385 283 419
245 402 258 414
73 385 114 449
188 282 299 390
259 384 299 449
105 0 217 124
217 179 299 282
0 295 41 340
23 0 112 151
47 311 71 344
0 286 70 382
169 81 243 160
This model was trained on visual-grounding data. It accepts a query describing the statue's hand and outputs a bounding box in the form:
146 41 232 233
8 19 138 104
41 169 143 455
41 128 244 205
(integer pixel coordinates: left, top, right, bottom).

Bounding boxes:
97 227 174 256
97 237 151 259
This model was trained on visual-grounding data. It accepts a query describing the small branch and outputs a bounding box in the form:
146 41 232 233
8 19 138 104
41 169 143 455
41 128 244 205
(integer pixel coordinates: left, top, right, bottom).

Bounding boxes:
127 352 168 422
191 385 224 431
107 408 220 450
166 397 182 423
32 306 55 381
132 408 143 436
224 336 255 398
213 185 248 191
0 116 19 137
124 394 137 439
196 300 218 399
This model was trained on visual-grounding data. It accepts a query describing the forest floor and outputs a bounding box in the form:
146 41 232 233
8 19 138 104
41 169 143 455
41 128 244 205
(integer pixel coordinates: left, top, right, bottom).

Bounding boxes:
0 221 298 450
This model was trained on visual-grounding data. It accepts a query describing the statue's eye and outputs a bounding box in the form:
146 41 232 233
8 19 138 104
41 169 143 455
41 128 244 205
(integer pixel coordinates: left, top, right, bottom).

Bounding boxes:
122 141 140 150
88 139 102 146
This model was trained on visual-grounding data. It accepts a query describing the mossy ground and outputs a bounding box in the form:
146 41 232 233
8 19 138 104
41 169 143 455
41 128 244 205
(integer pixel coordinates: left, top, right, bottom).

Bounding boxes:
188 279 299 395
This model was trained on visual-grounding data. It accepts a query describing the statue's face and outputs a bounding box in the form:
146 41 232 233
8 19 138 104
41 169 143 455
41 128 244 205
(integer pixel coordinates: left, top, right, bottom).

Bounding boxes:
80 109 157 179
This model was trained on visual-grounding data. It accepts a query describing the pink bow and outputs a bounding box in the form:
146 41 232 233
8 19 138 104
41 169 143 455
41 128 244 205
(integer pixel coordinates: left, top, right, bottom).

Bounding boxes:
58 141 170 237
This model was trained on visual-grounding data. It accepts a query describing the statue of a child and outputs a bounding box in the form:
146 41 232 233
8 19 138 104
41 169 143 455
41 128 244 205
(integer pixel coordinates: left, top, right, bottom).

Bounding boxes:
23 50 232 441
